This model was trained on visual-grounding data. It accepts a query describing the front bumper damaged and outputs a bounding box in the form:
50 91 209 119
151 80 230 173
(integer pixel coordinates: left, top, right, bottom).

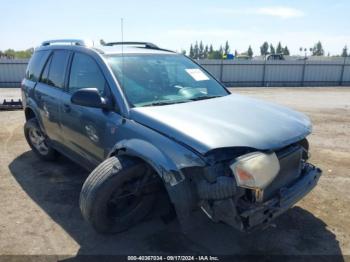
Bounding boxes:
200 163 322 232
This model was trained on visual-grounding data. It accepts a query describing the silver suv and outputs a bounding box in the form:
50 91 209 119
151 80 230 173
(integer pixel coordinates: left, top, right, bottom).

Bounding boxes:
22 39 321 233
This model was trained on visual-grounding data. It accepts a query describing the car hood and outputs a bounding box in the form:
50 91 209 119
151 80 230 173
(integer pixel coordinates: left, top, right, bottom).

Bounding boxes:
130 94 312 155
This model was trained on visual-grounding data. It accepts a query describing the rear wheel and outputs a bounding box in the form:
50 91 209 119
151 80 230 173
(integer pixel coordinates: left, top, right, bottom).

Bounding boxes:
24 118 57 161
80 156 160 233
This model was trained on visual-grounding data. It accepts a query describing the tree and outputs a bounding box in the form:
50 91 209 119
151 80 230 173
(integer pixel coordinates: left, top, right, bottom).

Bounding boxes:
204 45 209 59
209 44 214 54
312 41 324 56
199 41 204 59
260 42 269 56
100 39 106 45
207 50 223 59
224 40 230 55
234 50 238 56
4 49 15 59
219 45 223 56
181 50 186 55
193 41 199 59
341 45 348 57
283 46 290 56
247 46 253 58
189 44 194 58
15 48 34 59
0 48 34 59
276 42 283 54
269 44 275 55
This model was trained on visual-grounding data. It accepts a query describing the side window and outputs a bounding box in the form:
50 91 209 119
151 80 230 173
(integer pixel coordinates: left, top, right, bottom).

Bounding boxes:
68 53 106 95
25 50 50 82
45 50 70 88
40 55 52 84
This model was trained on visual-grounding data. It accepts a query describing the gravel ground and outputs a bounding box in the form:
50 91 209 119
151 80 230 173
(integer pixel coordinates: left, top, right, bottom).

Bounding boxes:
0 87 349 259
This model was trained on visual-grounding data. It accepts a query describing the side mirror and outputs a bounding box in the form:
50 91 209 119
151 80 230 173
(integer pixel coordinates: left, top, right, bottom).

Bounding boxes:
71 88 111 109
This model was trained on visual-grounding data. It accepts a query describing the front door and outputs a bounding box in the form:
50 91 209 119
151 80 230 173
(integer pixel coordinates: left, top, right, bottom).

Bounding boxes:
59 52 122 167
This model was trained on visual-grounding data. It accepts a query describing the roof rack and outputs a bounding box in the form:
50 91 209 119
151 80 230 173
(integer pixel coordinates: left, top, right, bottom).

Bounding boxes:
103 41 176 53
104 41 160 49
41 39 93 47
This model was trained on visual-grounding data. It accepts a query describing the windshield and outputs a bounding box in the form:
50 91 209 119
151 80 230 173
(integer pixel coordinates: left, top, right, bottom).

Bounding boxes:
107 54 228 107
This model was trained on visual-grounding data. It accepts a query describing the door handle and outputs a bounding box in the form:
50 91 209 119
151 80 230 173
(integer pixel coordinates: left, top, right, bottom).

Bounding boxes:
63 104 71 113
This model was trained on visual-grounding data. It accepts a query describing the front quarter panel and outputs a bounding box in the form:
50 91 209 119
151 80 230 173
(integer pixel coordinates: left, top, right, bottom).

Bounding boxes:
109 119 206 176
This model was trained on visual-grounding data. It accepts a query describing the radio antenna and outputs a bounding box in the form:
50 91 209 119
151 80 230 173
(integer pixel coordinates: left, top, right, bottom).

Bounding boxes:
121 18 125 88
121 18 124 49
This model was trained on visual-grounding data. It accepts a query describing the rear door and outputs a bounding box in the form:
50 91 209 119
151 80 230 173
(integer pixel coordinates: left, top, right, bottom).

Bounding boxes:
34 50 70 146
60 52 122 167
22 50 50 118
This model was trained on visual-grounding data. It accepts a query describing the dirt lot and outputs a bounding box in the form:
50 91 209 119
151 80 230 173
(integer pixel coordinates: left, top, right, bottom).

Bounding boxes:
0 87 349 259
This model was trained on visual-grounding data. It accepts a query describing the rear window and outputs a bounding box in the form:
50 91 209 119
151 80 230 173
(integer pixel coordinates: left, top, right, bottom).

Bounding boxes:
25 51 50 82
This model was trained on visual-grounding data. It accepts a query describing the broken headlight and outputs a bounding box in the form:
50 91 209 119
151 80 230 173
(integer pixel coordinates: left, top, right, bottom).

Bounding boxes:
230 152 280 189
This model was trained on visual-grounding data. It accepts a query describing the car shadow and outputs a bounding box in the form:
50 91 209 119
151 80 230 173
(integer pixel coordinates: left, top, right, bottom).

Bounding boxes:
9 151 343 260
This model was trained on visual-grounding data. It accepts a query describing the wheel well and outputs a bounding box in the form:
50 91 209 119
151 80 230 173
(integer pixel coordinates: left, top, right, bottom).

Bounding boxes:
123 155 163 184
117 154 175 220
25 108 36 121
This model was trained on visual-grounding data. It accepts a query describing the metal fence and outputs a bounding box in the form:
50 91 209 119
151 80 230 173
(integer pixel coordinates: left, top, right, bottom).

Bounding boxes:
198 57 350 87
1 57 350 88
0 59 28 87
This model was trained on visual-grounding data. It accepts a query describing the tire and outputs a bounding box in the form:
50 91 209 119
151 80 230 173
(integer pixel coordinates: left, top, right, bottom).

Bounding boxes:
24 118 57 161
80 156 158 234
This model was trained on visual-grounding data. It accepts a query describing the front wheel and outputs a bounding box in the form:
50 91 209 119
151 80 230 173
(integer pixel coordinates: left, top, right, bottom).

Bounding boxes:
80 156 159 234
24 118 57 161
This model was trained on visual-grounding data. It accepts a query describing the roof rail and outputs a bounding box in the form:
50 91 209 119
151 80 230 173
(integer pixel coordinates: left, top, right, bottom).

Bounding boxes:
41 39 93 47
103 41 176 53
104 41 159 49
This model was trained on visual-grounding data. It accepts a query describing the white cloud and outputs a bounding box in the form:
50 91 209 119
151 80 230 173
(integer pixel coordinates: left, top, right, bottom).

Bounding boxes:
211 6 305 19
255 7 304 19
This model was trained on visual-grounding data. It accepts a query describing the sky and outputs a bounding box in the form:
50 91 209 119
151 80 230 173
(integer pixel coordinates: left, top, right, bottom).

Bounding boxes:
1 0 350 56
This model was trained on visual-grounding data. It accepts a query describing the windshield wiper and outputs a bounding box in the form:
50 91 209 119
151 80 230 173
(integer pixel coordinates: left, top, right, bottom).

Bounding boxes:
141 96 222 107
189 95 222 101
142 100 190 107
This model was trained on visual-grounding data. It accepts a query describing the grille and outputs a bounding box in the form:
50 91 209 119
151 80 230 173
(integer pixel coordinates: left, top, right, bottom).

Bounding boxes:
262 145 303 201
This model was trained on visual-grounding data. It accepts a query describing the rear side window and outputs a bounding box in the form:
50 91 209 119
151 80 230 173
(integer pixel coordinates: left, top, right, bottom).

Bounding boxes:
25 51 50 82
68 52 106 94
41 50 70 88
40 56 52 84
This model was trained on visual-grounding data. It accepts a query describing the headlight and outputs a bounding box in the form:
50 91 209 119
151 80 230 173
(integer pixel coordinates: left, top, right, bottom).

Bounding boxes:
230 152 280 189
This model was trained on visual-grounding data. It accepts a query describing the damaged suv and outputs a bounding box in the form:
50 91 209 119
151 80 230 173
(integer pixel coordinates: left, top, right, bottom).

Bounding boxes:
22 39 321 233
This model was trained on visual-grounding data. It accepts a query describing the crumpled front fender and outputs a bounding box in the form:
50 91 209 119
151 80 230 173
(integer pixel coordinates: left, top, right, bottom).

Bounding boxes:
107 119 208 231
108 138 205 180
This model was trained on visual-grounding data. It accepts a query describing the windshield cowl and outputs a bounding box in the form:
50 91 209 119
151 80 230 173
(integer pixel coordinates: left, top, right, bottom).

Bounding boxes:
140 95 223 107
